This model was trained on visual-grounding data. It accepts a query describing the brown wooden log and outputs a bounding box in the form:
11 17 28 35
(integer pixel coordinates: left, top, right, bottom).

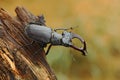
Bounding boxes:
0 6 57 80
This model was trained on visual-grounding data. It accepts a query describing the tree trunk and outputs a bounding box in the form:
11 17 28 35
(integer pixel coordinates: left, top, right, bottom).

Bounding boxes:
0 6 57 80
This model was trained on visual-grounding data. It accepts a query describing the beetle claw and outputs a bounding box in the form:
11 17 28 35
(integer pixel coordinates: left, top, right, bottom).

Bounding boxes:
70 33 87 56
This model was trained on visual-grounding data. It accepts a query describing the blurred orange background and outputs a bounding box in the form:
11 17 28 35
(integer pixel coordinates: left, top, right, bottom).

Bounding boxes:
0 0 120 80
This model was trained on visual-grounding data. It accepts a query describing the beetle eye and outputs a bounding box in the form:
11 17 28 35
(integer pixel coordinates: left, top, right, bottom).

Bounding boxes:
62 31 67 35
62 32 64 36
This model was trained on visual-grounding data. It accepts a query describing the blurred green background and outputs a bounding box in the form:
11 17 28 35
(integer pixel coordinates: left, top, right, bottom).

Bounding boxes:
0 0 120 80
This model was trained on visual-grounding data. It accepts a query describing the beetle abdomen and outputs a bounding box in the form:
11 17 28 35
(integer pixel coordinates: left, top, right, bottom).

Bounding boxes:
25 24 52 43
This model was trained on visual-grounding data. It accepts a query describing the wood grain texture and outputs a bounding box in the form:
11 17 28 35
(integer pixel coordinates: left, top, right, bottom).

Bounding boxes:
0 6 57 80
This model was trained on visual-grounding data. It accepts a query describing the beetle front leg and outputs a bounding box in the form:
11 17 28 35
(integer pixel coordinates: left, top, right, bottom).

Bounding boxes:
54 26 78 32
54 27 73 32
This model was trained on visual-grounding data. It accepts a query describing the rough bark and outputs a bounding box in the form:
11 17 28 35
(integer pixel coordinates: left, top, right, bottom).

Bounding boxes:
0 6 57 80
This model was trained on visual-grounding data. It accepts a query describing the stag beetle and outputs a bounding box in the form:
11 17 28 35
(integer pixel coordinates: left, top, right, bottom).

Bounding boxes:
15 16 87 56
24 21 87 56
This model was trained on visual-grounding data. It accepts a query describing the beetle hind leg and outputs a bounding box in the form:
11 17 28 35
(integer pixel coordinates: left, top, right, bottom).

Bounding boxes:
13 41 35 53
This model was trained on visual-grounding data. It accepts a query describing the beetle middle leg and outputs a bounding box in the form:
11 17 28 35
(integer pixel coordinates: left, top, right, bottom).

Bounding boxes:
32 44 52 56
46 44 52 55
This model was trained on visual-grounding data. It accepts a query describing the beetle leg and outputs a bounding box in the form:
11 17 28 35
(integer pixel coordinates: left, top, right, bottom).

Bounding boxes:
46 44 52 55
14 41 35 52
54 26 78 32
54 28 71 31
32 48 43 57
54 27 74 32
